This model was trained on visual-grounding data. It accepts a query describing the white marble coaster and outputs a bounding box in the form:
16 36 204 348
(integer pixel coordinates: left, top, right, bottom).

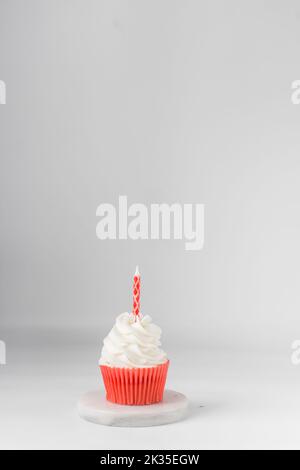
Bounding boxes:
78 389 189 427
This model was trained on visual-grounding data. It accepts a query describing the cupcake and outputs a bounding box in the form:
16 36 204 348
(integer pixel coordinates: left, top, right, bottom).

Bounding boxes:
99 267 169 405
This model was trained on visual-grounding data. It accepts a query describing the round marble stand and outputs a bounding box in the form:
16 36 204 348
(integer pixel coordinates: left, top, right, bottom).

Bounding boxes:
78 389 189 427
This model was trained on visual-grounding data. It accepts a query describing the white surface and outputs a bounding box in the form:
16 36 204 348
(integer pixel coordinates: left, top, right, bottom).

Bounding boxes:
78 390 188 427
1 332 300 449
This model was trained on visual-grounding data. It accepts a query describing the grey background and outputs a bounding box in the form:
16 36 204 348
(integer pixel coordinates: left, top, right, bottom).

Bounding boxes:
1 0 300 349
1 0 300 449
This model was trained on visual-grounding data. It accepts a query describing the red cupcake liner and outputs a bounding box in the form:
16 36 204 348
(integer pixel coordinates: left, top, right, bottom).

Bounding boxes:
100 361 169 405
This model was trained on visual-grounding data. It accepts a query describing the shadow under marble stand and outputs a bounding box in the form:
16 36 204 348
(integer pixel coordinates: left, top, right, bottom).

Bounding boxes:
78 390 189 427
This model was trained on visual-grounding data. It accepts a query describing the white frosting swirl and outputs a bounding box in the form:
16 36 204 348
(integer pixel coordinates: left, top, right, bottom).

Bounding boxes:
99 313 168 368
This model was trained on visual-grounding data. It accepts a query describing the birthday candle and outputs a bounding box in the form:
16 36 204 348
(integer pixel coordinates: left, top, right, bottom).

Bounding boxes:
132 266 141 318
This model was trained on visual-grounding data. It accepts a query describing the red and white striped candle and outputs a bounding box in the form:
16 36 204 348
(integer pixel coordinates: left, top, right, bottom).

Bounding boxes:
132 266 141 318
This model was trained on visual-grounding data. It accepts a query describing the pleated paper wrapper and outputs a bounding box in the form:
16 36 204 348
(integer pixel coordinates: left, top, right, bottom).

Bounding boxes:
100 361 169 405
